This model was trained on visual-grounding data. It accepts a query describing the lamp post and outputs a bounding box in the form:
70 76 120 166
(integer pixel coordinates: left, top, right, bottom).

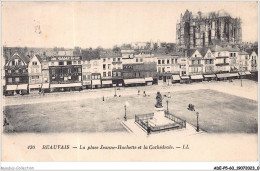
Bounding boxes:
124 104 127 121
196 112 199 132
187 104 199 132
114 86 117 97
240 74 243 87
166 100 169 115
124 101 129 121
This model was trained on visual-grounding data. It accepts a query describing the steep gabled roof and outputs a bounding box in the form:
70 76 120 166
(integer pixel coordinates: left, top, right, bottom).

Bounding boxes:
184 49 197 57
245 49 257 56
198 47 210 57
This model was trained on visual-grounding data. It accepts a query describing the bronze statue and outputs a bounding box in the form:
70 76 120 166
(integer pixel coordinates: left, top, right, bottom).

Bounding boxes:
155 91 163 108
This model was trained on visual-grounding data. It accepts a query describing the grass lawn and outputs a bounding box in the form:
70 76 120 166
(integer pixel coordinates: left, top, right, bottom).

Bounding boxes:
3 89 258 133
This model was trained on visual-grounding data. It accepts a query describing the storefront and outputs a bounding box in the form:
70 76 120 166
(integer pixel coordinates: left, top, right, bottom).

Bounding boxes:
180 75 190 84
42 83 50 93
203 74 216 81
5 85 17 96
102 80 113 88
172 75 180 83
17 84 29 95
50 83 82 92
123 78 146 87
216 73 231 81
144 77 153 86
29 84 42 93
91 79 101 89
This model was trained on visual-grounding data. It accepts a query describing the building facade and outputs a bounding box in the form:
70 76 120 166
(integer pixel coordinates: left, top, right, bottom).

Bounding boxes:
28 55 43 92
48 56 83 91
4 52 30 95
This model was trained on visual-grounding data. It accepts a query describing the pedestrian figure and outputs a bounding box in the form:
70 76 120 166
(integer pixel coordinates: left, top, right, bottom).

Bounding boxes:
138 90 140 95
39 86 42 95
103 96 104 101
3 118 9 127
143 91 146 97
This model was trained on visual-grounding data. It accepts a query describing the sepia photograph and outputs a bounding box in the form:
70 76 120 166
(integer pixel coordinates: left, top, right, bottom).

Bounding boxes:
1 1 259 169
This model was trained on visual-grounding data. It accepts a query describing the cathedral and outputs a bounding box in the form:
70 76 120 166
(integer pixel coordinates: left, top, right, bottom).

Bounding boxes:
176 9 242 49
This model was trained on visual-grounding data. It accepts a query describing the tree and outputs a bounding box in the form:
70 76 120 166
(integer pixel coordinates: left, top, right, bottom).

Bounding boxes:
113 45 121 53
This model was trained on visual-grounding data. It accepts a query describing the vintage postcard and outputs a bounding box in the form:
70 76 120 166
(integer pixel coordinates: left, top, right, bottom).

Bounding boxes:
1 1 258 167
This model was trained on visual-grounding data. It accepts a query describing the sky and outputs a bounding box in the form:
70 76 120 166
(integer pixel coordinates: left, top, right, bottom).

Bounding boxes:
2 1 258 49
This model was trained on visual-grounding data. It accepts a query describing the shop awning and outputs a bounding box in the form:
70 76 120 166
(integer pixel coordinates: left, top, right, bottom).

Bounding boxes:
29 84 41 89
204 74 216 78
42 83 50 89
230 73 239 77
6 85 17 91
245 71 251 75
92 80 101 85
239 72 246 76
50 83 82 88
144 77 153 82
172 75 180 81
124 78 145 85
216 73 230 78
83 81 92 85
102 80 112 85
181 76 189 80
191 75 203 80
17 84 28 90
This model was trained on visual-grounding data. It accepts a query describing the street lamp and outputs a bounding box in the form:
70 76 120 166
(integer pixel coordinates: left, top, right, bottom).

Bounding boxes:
124 101 129 121
196 112 199 132
240 74 243 87
166 100 169 115
187 104 199 132
114 86 117 97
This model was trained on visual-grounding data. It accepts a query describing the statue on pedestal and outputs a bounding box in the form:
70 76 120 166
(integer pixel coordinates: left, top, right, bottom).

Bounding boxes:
155 91 163 108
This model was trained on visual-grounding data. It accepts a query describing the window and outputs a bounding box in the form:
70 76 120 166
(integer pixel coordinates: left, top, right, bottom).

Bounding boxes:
73 61 77 65
15 77 20 82
78 68 81 73
108 64 111 69
52 69 55 75
118 58 120 61
113 58 116 62
162 60 165 64
175 59 177 64
195 54 197 57
103 58 106 62
32 61 37 65
140 58 143 62
167 60 169 64
103 72 106 77
8 78 12 83
67 61 72 65
158 67 161 72
136 58 138 62
192 60 195 65
8 70 11 74
35 76 39 80
97 75 101 79
207 53 211 57
162 67 165 72
118 72 121 77
12 60 15 66
103 64 106 70
234 53 236 57
108 71 111 77
158 60 161 64
68 68 71 73
59 61 64 65
113 72 116 77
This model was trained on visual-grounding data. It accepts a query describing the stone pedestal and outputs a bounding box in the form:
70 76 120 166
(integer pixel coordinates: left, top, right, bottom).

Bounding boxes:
149 107 173 126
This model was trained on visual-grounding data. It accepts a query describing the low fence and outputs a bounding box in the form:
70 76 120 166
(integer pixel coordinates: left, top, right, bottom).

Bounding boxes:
165 113 186 129
135 112 186 134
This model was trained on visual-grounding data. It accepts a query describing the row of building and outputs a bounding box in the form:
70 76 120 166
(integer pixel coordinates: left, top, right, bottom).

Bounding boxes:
2 44 258 95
